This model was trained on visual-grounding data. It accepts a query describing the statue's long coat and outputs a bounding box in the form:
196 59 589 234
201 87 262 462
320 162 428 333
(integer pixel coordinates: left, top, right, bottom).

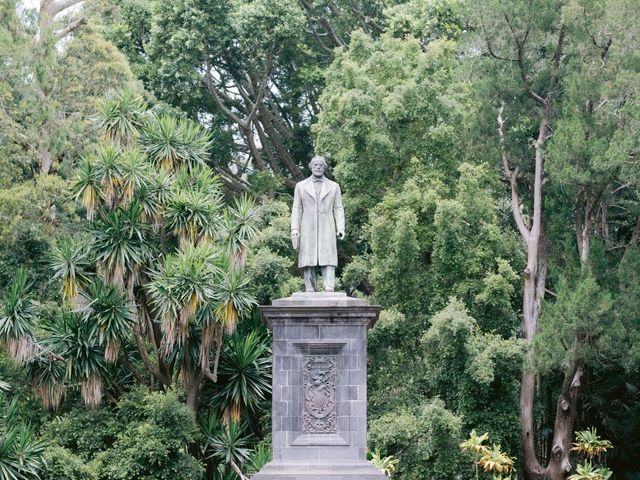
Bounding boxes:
291 176 345 268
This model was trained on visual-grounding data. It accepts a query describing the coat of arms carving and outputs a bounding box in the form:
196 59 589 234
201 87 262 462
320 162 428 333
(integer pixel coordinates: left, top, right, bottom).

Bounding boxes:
302 355 337 433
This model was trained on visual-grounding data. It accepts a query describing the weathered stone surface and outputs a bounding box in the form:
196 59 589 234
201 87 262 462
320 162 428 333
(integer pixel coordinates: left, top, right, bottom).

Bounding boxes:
253 461 386 479
253 292 385 480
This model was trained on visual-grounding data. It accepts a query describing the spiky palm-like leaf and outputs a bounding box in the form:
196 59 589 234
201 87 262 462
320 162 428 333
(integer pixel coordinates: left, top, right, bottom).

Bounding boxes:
163 321 201 386
212 330 271 422
147 242 222 350
0 407 47 480
41 312 106 407
49 236 93 304
165 190 223 245
214 267 256 335
95 88 145 147
136 170 173 226
73 157 101 220
173 164 222 197
140 116 212 172
368 449 399 477
200 414 252 466
223 195 259 268
94 145 123 209
0 269 37 363
90 202 152 288
119 149 151 206
82 280 135 363
26 355 65 410
245 443 271 475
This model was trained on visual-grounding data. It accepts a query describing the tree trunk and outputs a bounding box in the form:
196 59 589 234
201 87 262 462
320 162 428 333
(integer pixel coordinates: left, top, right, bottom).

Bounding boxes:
546 365 583 479
255 119 282 175
186 372 203 416
257 110 303 180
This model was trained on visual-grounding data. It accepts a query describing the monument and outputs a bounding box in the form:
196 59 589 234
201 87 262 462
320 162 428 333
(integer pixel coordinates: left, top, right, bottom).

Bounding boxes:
252 157 385 479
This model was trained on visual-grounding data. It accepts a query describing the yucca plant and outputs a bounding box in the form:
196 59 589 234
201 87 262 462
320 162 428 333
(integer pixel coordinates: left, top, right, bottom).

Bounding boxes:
119 148 150 206
26 354 65 410
165 190 222 245
224 195 259 269
90 202 152 288
177 119 214 170
73 157 102 220
212 330 271 423
82 280 135 363
140 115 213 172
245 443 271 475
0 269 37 364
0 399 47 480
49 236 93 306
41 312 106 407
94 145 123 209
174 164 222 197
96 88 145 147
201 414 252 478
147 242 222 350
137 169 173 227
214 265 256 335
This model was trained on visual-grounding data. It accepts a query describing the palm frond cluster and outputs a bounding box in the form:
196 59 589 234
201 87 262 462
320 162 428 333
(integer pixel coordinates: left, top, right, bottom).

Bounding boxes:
0 88 265 416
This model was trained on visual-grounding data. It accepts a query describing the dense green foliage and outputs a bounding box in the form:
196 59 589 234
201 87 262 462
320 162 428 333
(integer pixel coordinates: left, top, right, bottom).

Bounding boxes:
1 0 640 479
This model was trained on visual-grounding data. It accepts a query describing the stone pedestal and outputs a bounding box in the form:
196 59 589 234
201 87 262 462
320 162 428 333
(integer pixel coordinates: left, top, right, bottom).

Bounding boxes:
253 292 385 480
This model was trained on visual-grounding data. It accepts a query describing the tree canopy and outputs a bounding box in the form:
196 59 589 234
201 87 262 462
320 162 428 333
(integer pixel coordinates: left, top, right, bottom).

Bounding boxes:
1 0 639 479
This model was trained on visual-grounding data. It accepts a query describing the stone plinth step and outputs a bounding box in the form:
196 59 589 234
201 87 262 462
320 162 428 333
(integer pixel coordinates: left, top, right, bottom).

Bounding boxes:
251 460 386 479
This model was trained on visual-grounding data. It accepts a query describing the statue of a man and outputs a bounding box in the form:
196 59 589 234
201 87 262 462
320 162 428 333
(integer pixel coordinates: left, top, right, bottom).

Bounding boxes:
291 156 345 292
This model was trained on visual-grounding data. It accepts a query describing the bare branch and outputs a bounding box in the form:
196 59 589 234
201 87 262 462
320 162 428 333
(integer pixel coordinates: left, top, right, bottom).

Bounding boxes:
133 325 170 386
504 15 545 105
54 15 85 39
480 12 517 62
546 24 566 102
498 102 530 240
230 460 249 480
44 0 85 18
298 0 345 48
203 47 273 131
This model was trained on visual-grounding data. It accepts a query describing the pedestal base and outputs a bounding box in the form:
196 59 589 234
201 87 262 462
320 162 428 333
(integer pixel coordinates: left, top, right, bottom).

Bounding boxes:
256 293 382 480
252 460 386 479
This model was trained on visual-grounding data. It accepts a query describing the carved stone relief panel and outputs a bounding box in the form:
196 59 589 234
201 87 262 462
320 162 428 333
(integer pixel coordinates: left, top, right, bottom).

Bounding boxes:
302 355 337 433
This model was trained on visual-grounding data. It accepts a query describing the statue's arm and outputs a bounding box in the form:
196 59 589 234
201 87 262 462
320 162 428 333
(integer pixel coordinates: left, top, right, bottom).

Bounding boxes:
333 184 345 238
291 183 302 233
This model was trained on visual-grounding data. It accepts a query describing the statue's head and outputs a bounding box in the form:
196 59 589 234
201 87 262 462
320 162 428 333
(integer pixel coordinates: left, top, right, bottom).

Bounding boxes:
309 155 327 178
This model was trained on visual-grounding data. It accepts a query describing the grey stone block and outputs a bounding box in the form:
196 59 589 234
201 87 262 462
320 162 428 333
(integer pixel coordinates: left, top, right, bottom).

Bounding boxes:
252 461 386 480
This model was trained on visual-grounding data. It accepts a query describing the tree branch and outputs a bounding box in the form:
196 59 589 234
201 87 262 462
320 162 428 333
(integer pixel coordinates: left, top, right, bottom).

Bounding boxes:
54 16 85 39
298 0 345 48
504 15 545 105
480 12 517 62
133 325 170 386
44 0 85 18
498 103 530 240
230 460 249 480
546 24 566 102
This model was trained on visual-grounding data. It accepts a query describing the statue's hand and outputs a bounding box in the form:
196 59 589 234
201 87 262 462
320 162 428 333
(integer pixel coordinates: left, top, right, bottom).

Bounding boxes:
337 230 345 240
291 229 300 250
